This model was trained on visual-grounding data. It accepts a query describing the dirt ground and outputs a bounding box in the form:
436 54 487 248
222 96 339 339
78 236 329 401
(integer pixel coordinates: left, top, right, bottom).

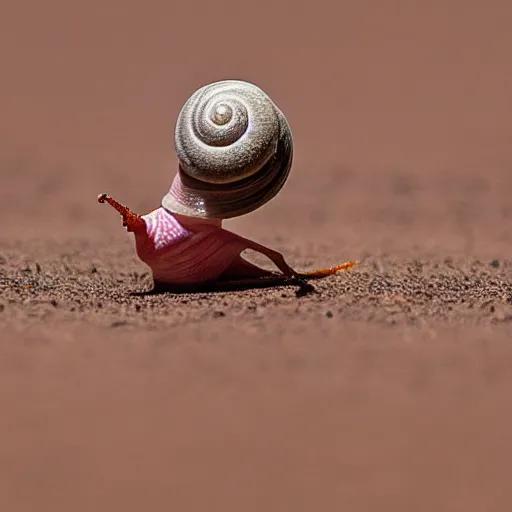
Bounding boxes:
1 1 512 510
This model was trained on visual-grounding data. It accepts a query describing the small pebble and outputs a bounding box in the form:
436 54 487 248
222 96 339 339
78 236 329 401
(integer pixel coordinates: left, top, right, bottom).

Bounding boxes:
110 320 128 328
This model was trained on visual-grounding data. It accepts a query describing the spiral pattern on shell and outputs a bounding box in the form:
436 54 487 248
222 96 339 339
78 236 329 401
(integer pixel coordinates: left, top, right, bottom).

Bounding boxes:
162 79 293 219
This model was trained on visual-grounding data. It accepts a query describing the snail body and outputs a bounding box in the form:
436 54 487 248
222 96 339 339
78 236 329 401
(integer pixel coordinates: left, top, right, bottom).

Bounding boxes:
97 80 356 289
131 207 280 286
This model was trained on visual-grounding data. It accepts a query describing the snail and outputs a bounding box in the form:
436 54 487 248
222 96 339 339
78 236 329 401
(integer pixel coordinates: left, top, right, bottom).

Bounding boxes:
97 79 356 291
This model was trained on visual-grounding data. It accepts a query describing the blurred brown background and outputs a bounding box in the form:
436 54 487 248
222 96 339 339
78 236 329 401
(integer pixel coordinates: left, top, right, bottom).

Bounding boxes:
1 1 512 511
1 1 511 249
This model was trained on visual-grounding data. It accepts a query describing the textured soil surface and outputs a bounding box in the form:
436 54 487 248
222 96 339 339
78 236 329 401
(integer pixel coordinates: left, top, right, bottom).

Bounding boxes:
2 2 512 511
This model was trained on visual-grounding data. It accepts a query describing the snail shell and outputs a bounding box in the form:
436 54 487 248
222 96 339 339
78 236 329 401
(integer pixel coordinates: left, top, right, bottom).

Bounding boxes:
161 79 293 219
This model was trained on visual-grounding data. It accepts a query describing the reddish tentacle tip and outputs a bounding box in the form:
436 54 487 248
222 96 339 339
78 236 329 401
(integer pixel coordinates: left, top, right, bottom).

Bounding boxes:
97 193 108 203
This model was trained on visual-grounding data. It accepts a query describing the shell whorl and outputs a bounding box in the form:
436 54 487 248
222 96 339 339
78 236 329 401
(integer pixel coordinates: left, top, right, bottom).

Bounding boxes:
162 79 293 219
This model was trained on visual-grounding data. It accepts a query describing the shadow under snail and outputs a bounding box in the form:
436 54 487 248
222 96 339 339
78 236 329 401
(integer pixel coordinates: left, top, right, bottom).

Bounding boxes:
97 79 356 292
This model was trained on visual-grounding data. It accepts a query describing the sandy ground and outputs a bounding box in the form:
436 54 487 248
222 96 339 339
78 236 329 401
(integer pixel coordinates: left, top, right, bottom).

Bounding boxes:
1 1 512 510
